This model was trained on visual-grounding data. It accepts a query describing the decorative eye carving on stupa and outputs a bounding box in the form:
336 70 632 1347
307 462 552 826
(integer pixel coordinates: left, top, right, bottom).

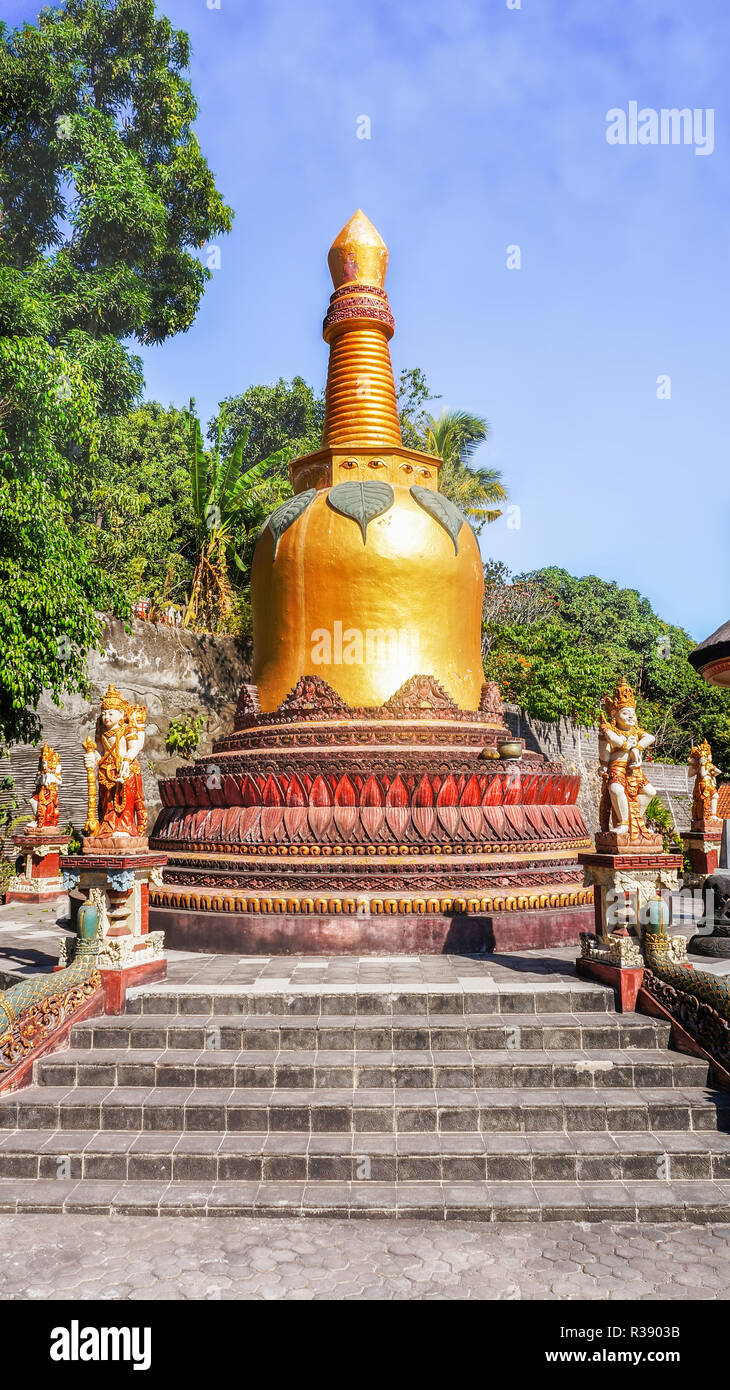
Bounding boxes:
416 467 432 480
327 479 395 543
262 488 317 559
368 458 387 469
297 465 322 491
341 458 359 470
399 463 414 475
410 484 466 555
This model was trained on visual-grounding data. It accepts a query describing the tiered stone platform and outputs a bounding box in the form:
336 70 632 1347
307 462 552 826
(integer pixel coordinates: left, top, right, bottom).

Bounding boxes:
1 944 730 1220
149 676 594 954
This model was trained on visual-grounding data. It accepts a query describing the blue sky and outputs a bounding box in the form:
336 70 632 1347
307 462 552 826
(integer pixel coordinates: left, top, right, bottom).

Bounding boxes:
7 0 730 639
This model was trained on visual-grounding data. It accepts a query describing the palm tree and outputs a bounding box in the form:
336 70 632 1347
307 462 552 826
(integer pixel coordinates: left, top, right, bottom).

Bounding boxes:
184 407 284 632
419 409 506 532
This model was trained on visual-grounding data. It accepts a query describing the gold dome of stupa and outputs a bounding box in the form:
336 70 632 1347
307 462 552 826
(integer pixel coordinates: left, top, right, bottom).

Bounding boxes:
251 212 485 711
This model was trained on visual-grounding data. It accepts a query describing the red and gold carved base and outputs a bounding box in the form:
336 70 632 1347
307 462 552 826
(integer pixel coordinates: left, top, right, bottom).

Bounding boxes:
6 831 70 903
682 825 723 884
150 675 593 954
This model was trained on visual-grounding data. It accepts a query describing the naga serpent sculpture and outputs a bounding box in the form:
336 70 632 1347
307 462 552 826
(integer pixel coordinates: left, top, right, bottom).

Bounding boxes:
0 903 103 1075
643 926 730 1070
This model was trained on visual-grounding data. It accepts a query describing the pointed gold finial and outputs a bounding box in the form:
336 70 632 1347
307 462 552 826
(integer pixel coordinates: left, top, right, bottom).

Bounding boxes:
327 209 389 290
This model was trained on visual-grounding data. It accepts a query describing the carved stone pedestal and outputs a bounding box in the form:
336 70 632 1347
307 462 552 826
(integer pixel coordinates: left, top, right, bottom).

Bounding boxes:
682 819 722 889
578 848 681 940
594 830 664 854
60 851 167 1013
6 830 70 904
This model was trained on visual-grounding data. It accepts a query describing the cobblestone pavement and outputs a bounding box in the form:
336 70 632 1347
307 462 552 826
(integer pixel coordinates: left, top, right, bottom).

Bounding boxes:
0 1215 729 1299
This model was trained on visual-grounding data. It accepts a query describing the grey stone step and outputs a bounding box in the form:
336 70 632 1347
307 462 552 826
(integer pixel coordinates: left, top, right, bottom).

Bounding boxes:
71 1012 673 1053
2 1128 730 1184
0 1176 729 1221
2 1084 728 1134
124 985 615 1018
34 1048 710 1091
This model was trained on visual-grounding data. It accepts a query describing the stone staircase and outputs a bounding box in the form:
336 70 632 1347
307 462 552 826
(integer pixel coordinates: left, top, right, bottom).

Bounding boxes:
1 977 730 1220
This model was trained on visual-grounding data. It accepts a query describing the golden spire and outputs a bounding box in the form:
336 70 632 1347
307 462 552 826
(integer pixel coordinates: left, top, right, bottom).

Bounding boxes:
327 209 389 290
321 210 401 448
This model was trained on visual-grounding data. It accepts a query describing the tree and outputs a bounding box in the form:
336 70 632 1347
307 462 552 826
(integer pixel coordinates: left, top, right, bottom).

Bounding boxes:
481 561 556 657
0 0 233 415
396 366 439 448
0 0 232 742
0 336 120 748
74 401 197 607
184 410 285 633
482 565 730 775
483 620 613 727
418 409 506 531
214 377 324 471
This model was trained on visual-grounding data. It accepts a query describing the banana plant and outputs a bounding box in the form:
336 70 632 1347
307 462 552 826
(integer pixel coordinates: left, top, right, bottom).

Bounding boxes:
184 405 286 632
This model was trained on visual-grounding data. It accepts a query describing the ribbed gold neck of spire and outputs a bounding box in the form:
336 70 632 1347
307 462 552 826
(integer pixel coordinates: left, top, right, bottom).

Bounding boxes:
321 211 401 448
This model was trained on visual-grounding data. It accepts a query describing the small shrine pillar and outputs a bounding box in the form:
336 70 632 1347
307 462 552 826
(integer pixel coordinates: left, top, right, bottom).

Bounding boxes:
6 743 68 904
59 686 167 1013
577 679 682 1005
7 828 70 904
681 739 723 887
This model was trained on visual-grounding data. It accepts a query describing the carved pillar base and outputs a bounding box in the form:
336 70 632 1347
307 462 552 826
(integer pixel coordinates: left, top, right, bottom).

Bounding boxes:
6 831 70 904
682 823 722 889
60 851 167 1013
578 849 681 940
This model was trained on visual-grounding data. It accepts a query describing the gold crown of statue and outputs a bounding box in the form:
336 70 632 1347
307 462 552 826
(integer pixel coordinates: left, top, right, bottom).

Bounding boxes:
39 742 60 767
602 677 636 722
691 737 713 760
101 684 128 712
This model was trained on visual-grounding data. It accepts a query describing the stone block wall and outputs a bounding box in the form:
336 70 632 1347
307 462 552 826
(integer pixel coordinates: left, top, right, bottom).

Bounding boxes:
2 618 251 838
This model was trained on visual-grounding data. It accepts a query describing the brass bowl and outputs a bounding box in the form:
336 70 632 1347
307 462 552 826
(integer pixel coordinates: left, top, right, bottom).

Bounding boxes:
498 740 523 760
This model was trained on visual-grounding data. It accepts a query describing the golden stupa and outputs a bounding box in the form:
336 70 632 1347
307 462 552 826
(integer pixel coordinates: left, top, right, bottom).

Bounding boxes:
152 213 593 954
250 210 485 711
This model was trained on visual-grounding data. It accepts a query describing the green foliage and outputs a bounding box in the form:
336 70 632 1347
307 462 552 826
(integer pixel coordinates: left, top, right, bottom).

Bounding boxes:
644 795 682 855
525 569 730 775
397 367 439 448
0 0 233 410
483 619 612 726
0 856 17 895
0 772 30 844
214 377 324 472
0 0 231 744
418 409 506 532
483 566 730 777
64 821 83 855
165 712 204 760
184 405 288 632
75 401 197 605
0 336 122 748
